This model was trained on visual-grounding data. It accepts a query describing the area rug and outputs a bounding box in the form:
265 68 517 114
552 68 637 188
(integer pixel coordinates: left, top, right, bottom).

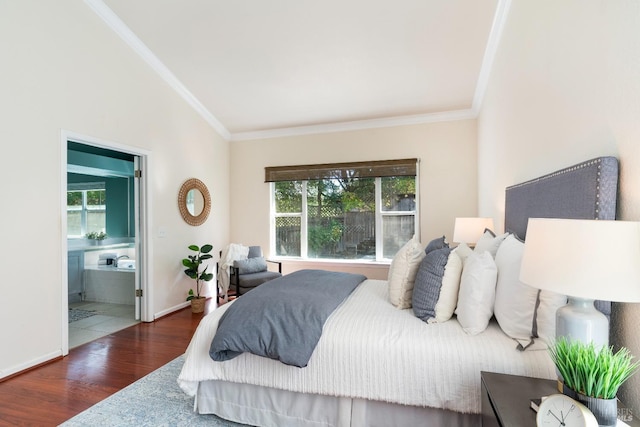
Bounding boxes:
68 308 96 323
59 355 249 427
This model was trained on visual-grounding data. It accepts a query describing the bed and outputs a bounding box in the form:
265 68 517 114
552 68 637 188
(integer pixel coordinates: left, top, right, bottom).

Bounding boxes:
178 156 619 427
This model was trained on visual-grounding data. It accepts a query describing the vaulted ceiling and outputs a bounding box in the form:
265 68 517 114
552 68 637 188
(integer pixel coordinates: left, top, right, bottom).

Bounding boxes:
89 0 506 140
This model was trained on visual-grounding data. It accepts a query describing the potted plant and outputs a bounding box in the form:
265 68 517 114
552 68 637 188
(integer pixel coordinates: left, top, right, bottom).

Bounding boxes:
86 231 107 244
549 337 639 426
183 244 214 313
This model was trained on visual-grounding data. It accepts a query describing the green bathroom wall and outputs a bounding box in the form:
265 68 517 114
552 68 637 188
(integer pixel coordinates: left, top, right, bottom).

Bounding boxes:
67 139 136 239
67 142 136 238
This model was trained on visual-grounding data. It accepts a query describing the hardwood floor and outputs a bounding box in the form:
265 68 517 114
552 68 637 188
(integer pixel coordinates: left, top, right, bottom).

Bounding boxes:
0 299 218 426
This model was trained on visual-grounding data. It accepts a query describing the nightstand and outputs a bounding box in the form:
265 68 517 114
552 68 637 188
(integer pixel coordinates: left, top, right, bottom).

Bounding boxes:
481 371 555 426
481 371 639 427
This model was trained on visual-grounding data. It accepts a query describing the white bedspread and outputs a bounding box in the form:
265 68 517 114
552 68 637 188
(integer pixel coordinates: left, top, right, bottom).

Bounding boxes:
178 279 556 414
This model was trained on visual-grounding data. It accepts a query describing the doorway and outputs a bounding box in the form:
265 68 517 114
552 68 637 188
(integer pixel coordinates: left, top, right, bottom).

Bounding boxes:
61 131 150 354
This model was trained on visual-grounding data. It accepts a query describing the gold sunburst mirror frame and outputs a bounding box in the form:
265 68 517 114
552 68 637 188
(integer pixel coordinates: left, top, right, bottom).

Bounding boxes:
178 178 211 226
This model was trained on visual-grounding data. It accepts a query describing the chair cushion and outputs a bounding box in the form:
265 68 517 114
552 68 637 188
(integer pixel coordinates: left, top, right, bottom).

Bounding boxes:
234 257 268 274
238 270 282 290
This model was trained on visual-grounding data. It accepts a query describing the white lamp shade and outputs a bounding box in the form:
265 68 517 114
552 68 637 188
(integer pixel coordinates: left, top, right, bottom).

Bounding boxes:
453 217 495 244
520 218 640 303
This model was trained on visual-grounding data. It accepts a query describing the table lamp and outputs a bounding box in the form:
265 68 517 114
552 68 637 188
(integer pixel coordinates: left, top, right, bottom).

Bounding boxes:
453 217 495 247
519 218 640 347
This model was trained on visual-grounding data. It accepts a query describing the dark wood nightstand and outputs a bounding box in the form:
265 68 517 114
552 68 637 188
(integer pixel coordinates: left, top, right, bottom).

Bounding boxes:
481 371 555 426
481 371 639 427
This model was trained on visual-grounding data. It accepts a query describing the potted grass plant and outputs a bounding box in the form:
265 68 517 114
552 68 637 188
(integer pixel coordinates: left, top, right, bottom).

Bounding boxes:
549 337 639 427
183 244 214 313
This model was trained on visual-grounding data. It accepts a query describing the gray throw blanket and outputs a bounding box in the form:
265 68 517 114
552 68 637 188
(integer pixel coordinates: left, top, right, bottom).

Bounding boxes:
209 269 366 367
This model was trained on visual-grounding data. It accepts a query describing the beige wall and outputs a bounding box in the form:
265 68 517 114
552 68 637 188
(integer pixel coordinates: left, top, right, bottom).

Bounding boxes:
0 1 229 378
478 1 640 408
230 120 478 277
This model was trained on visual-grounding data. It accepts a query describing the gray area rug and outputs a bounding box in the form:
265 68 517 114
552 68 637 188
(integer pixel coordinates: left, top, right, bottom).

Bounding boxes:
68 308 96 323
59 355 250 427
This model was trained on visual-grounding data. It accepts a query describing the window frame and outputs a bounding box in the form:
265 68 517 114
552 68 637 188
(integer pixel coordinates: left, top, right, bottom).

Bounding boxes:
269 161 419 262
67 183 106 238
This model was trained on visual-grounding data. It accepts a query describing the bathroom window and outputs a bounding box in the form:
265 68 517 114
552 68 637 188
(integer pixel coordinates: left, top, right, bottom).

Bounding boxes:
67 183 106 238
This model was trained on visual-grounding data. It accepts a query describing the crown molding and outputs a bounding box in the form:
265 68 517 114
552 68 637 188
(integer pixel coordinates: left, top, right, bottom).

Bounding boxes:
472 0 511 112
84 0 231 141
230 109 477 141
85 0 509 143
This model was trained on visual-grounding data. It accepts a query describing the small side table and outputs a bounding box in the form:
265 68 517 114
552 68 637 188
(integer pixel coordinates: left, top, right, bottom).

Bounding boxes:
481 371 639 427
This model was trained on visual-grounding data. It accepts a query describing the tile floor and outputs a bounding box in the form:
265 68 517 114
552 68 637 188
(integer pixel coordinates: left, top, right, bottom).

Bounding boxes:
68 301 139 349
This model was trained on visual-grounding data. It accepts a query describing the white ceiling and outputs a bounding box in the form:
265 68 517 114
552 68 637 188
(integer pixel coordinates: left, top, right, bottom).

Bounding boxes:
89 0 506 141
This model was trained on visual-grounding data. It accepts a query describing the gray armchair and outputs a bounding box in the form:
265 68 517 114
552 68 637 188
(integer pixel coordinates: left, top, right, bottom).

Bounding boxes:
219 246 282 298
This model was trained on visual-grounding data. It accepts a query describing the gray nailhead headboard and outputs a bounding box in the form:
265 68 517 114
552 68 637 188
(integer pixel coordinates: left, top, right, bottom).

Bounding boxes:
505 157 618 240
504 156 619 320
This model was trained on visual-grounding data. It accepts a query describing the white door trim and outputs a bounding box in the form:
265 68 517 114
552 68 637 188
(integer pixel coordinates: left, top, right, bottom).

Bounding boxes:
60 130 153 356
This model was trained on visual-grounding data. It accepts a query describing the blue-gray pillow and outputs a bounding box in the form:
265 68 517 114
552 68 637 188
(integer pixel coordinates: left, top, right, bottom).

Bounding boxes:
247 246 263 258
425 236 449 254
234 257 267 274
412 247 451 322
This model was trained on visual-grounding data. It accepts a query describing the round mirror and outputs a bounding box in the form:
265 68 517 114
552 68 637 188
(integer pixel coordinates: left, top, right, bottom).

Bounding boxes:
178 178 211 226
186 188 205 216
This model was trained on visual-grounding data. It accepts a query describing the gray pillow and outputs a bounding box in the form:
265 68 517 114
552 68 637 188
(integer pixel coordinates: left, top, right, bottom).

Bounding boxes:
234 257 267 274
412 247 451 322
425 236 449 254
247 246 263 258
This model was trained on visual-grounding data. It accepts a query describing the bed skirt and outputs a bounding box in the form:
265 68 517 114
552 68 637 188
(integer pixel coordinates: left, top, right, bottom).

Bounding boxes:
196 379 481 427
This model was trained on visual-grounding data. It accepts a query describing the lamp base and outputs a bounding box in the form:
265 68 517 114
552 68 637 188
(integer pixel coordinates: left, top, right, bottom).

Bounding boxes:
556 297 609 347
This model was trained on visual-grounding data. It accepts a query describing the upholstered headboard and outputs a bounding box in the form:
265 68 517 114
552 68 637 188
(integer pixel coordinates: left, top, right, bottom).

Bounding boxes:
504 156 619 319
505 157 619 240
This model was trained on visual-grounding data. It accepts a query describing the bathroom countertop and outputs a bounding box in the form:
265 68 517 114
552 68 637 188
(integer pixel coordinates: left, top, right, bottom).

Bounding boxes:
68 239 134 252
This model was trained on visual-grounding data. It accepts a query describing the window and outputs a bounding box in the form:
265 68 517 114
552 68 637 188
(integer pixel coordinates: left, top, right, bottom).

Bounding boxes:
268 159 418 261
67 183 106 238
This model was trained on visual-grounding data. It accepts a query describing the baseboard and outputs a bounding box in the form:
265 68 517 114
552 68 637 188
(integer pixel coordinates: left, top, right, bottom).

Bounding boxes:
154 301 191 320
0 350 63 382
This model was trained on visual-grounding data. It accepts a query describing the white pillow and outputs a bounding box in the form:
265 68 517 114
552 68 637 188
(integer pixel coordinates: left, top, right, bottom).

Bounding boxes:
475 229 508 258
456 251 498 335
494 234 567 350
493 235 539 348
454 243 473 265
427 251 463 323
536 289 568 347
388 236 425 309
